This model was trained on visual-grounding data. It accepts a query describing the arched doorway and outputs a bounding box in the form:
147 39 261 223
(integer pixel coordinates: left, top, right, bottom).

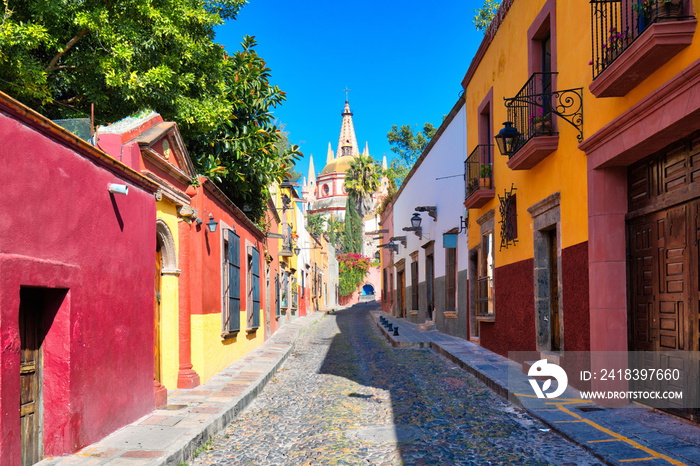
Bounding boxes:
361 284 375 295
155 220 178 407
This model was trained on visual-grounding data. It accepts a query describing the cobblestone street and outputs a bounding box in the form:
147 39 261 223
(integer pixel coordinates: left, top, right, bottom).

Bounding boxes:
191 304 602 465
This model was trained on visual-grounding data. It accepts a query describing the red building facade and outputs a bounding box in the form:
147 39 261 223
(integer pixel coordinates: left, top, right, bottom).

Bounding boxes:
0 92 158 463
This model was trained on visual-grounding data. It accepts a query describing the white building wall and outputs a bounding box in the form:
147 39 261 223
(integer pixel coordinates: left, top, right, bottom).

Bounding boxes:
392 102 469 281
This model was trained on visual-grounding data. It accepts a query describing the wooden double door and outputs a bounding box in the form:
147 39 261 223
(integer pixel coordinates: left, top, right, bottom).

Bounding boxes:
628 200 699 353
628 199 700 420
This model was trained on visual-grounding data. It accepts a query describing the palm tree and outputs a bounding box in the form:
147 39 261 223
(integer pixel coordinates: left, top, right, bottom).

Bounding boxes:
344 155 381 217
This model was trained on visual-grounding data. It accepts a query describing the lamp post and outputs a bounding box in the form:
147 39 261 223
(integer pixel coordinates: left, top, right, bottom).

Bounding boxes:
494 121 522 157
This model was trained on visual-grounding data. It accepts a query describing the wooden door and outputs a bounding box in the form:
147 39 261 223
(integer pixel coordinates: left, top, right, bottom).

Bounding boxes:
629 205 692 351
19 288 42 466
397 270 406 318
628 200 699 418
547 229 561 351
426 254 434 320
628 214 657 351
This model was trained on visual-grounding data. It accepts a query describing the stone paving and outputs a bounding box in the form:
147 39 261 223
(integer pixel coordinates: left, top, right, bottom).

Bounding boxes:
191 304 602 465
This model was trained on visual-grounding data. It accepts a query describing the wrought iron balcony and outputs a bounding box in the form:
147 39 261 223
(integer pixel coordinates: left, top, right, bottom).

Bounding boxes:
464 145 494 209
503 72 583 150
590 0 691 80
500 73 583 169
589 0 696 97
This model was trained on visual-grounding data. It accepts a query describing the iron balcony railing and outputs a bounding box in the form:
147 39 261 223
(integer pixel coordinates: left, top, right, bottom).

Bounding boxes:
503 72 584 151
504 72 558 155
464 144 494 200
590 0 688 79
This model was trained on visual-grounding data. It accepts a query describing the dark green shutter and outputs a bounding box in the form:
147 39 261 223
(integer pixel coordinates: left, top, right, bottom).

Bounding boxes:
228 230 240 332
251 247 261 328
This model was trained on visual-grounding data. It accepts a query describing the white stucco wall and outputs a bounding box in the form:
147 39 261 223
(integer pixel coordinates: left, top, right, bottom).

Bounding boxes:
391 101 469 284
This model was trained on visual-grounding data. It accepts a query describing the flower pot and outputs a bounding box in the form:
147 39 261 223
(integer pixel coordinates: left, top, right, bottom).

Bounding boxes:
656 1 682 21
533 120 552 135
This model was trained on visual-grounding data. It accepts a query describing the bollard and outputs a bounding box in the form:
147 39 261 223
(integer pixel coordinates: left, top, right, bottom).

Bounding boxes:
388 323 393 331
393 326 399 336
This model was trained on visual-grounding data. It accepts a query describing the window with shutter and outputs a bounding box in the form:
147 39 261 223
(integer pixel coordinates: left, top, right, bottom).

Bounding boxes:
225 229 241 334
251 247 261 329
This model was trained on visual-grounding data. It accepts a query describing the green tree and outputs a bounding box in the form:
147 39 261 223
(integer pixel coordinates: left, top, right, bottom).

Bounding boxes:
337 253 370 297
344 154 381 217
326 215 345 251
190 40 302 222
386 122 436 186
342 195 363 255
306 213 325 238
0 1 300 222
387 122 437 166
0 0 244 135
474 0 501 32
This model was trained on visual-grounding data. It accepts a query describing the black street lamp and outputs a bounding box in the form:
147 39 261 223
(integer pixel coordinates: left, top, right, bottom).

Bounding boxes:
410 212 422 228
495 121 522 157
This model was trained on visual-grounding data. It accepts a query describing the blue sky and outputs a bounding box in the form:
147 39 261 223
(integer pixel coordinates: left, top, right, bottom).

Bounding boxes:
216 0 486 180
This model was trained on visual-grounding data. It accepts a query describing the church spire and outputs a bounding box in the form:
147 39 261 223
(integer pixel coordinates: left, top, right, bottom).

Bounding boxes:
308 155 316 184
337 98 359 158
326 142 334 164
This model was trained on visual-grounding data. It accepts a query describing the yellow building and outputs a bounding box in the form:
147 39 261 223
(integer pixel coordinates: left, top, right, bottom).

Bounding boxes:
462 0 699 419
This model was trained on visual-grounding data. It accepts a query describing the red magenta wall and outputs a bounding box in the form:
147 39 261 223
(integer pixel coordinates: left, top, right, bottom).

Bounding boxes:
479 259 537 356
479 242 590 356
0 99 157 462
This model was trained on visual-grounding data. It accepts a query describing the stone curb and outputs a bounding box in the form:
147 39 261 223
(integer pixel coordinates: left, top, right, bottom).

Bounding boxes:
371 311 700 466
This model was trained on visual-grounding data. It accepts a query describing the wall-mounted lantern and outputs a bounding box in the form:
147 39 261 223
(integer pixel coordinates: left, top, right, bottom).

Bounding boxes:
494 121 522 157
206 214 219 233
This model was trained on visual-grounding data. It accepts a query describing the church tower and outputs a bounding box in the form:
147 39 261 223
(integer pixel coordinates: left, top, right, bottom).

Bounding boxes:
308 99 370 221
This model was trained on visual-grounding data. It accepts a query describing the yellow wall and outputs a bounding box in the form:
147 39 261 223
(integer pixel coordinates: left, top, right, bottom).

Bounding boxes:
156 201 181 389
466 0 591 265
190 310 265 383
466 0 700 264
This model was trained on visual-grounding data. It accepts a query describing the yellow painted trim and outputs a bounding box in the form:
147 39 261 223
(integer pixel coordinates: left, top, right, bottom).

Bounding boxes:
515 393 687 466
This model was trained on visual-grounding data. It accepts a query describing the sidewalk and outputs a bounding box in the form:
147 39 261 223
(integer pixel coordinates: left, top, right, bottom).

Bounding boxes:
37 311 326 466
372 311 700 466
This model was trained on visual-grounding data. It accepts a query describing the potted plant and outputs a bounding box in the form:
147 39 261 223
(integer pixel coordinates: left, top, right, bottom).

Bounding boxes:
657 0 682 20
467 177 480 195
530 109 552 134
478 164 492 188
634 0 681 24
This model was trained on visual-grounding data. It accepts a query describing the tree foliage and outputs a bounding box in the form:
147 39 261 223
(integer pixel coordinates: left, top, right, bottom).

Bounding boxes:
0 0 242 134
386 122 436 186
306 212 325 238
342 194 363 255
344 154 381 217
0 0 300 222
326 215 345 252
189 38 302 221
474 0 501 32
